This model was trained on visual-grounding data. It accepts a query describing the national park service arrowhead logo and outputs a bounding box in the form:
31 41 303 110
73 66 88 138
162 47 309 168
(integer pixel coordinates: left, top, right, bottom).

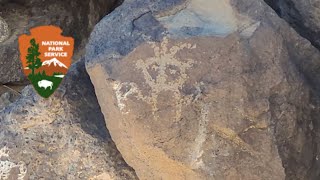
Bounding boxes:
18 26 74 98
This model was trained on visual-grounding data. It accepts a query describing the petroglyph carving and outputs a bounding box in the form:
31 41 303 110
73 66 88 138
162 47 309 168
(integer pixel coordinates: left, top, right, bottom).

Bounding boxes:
191 103 210 169
114 38 196 121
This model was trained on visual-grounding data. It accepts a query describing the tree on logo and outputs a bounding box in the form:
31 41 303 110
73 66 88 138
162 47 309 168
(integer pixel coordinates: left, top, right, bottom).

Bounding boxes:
26 38 42 76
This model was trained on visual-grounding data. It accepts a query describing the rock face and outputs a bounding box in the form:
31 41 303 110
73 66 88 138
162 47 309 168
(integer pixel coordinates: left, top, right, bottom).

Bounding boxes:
0 0 118 84
86 0 320 179
264 0 320 50
0 60 138 179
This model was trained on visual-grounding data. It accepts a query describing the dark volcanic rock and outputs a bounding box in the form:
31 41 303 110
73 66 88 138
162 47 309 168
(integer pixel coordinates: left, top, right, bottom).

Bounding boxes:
0 0 118 84
264 0 320 51
260 0 320 100
0 60 138 179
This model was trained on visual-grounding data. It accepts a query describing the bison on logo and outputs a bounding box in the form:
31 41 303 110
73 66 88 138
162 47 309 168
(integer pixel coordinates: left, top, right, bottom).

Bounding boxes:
18 26 74 98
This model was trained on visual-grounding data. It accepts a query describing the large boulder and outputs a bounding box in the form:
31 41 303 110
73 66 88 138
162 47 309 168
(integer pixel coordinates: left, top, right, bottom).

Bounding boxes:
0 60 138 179
0 0 118 84
86 0 320 179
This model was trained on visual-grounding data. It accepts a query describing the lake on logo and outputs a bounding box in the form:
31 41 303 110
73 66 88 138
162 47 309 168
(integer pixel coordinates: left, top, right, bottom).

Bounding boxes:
18 26 74 98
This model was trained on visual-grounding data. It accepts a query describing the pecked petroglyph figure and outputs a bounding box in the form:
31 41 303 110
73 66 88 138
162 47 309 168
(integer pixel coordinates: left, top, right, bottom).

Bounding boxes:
114 38 197 121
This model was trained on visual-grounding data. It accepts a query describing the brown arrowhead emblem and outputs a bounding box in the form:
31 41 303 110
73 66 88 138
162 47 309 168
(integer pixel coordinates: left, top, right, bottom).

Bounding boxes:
18 26 74 98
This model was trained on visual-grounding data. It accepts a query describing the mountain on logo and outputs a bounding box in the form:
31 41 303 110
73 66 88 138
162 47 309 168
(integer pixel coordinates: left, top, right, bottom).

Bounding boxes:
40 57 68 76
42 58 68 69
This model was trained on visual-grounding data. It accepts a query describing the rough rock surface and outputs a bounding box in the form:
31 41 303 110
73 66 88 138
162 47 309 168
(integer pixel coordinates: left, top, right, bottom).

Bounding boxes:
86 0 320 179
0 16 9 42
0 60 138 179
264 0 320 50
0 91 19 110
0 0 118 84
